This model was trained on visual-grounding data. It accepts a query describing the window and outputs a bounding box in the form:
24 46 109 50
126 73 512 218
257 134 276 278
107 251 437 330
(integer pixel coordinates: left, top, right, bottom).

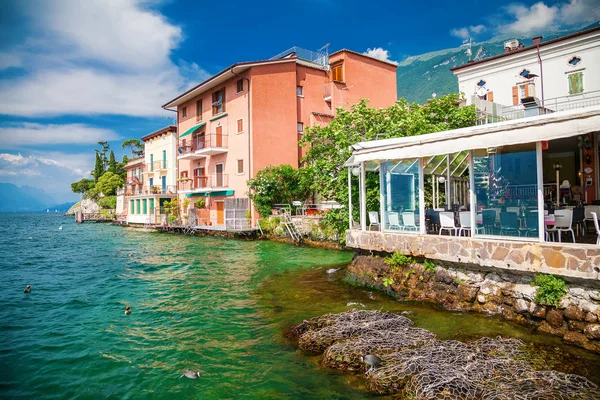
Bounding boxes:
215 163 224 187
181 106 187 119
331 64 343 82
237 118 243 134
568 72 583 95
512 83 535 105
297 122 304 133
568 56 581 66
519 69 530 78
212 88 226 115
162 150 166 169
236 79 244 93
196 99 202 121
382 159 420 232
236 159 244 175
296 85 303 96
476 80 486 87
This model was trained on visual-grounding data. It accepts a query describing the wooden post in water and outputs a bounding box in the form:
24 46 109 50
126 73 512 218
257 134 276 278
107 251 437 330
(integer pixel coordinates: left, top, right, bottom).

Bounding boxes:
76 211 83 223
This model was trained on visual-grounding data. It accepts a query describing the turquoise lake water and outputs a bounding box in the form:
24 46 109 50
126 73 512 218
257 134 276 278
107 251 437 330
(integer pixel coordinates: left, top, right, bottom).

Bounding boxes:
1 213 598 399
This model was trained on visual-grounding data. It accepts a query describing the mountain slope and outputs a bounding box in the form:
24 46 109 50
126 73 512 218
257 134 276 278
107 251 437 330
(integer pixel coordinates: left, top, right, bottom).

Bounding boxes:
0 183 56 212
397 23 599 104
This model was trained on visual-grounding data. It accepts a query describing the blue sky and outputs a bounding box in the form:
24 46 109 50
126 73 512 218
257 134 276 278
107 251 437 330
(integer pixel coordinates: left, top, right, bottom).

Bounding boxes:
0 0 598 203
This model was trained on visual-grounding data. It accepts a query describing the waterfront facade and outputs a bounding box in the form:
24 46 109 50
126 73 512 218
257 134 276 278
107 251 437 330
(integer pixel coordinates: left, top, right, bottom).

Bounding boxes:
345 105 600 280
162 47 397 227
118 126 178 225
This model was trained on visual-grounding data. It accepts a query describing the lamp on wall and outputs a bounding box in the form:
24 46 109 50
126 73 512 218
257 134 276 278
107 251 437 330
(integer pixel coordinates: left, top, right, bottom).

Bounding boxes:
351 166 361 177
437 176 446 183
553 163 562 205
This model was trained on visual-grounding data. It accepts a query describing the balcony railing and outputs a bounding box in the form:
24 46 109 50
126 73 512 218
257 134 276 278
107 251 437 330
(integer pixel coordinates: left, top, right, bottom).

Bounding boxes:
178 134 229 158
474 90 600 125
119 185 177 196
144 160 168 172
324 84 332 101
178 174 229 192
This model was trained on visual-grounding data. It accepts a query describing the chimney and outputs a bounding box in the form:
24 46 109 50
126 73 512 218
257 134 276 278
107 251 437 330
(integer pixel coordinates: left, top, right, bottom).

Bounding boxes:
532 36 543 46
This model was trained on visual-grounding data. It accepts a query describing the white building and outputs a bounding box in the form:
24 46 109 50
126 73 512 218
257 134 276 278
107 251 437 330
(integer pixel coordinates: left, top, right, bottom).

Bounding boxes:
117 125 178 225
452 26 600 117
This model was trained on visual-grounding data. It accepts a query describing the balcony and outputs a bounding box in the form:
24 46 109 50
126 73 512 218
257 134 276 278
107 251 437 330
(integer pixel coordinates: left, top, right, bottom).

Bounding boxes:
178 134 228 160
474 90 600 125
324 83 332 102
143 161 168 173
120 185 177 196
178 174 229 193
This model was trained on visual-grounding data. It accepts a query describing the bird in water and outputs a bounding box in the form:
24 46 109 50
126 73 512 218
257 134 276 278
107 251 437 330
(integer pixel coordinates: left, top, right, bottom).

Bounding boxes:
24 285 31 293
129 253 133 257
361 354 382 372
125 306 131 315
58 226 63 230
181 370 200 379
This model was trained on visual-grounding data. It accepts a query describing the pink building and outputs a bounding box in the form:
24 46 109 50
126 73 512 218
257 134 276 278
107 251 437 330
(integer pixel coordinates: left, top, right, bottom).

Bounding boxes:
162 47 397 225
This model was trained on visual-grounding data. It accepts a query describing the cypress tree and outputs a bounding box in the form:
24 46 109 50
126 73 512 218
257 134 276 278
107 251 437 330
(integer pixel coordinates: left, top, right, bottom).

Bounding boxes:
108 150 117 174
93 151 104 182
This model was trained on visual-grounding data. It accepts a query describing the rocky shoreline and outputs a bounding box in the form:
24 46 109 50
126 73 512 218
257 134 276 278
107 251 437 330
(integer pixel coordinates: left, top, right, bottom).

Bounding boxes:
347 254 600 354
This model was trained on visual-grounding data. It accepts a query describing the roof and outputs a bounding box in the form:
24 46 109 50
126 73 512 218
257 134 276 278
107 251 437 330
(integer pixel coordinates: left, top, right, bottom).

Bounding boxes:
330 48 399 67
347 106 600 165
141 125 177 142
451 25 600 73
161 58 299 109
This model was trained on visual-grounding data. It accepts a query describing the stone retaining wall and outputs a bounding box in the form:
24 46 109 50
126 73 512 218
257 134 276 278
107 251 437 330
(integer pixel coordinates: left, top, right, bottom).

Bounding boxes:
346 230 600 281
347 255 600 353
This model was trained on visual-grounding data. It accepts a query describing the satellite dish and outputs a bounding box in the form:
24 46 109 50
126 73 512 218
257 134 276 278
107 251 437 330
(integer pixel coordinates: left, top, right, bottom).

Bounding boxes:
476 86 487 98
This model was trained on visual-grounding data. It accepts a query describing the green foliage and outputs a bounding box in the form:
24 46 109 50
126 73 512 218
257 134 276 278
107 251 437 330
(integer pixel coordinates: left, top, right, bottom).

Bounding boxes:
299 94 475 237
163 198 180 216
384 252 414 268
423 260 437 273
107 151 117 173
121 139 144 158
257 217 282 233
455 278 466 285
247 164 314 218
97 195 116 209
168 214 178 224
88 172 124 198
194 198 205 208
92 152 104 182
382 277 395 287
531 274 568 307
182 198 190 212
70 178 95 195
320 208 348 243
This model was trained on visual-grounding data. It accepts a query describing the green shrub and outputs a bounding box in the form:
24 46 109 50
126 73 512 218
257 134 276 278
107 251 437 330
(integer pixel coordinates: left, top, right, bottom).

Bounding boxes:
531 274 567 307
97 195 116 209
195 198 205 208
423 259 437 273
385 252 414 268
382 277 395 287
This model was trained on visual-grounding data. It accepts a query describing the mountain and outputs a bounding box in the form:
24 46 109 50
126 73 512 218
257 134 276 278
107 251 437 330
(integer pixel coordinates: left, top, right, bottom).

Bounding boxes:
45 202 77 213
396 23 600 105
0 183 56 212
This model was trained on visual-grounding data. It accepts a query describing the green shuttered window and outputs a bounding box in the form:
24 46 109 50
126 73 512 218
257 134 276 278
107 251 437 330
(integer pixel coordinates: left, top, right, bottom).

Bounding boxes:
568 72 583 95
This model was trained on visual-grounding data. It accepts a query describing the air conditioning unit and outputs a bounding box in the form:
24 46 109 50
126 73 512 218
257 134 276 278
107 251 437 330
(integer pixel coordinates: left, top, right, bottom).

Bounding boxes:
504 39 519 50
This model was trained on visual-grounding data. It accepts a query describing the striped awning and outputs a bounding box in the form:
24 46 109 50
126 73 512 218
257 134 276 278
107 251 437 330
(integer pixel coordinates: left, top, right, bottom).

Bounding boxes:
179 122 206 138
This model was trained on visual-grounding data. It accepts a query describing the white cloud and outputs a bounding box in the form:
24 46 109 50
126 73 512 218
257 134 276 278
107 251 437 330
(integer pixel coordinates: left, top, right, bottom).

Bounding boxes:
450 25 486 41
0 0 203 118
0 168 41 177
560 0 600 25
499 2 559 35
0 123 120 147
363 47 397 64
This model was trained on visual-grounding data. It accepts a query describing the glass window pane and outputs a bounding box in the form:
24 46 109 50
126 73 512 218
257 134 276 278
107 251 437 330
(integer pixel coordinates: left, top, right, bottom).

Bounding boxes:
382 159 420 232
473 143 539 238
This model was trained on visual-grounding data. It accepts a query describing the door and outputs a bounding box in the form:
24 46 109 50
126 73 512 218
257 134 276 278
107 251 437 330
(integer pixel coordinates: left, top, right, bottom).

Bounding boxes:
215 163 224 187
215 126 223 147
216 202 224 225
194 167 206 188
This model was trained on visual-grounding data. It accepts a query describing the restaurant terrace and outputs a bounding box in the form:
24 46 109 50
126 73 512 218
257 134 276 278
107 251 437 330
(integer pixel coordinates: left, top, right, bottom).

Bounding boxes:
345 106 600 280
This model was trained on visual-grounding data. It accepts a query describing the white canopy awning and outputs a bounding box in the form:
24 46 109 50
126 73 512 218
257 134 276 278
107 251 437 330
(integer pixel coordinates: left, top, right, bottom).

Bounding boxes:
348 106 600 164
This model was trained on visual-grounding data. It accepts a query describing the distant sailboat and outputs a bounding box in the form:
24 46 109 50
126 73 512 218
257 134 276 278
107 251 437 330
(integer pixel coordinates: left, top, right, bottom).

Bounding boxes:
55 210 58 213
47 209 50 213
58 226 63 230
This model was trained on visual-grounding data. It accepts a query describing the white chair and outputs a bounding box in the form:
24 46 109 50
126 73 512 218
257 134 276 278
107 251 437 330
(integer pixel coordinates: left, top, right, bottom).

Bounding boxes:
388 212 401 230
546 209 575 243
591 212 600 246
506 207 520 214
368 211 380 231
402 212 418 231
439 212 458 236
585 206 600 223
458 211 472 236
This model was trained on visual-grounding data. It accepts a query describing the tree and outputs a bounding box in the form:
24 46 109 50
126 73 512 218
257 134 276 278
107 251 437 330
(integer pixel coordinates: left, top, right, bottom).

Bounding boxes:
121 139 144 158
97 141 110 168
92 151 104 182
247 164 314 218
89 172 124 198
71 178 95 195
107 150 117 174
298 94 476 235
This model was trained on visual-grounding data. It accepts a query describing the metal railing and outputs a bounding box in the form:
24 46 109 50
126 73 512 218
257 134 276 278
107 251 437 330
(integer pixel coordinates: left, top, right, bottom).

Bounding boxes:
120 185 176 195
178 174 229 191
178 134 229 154
146 160 167 172
475 90 600 125
270 46 329 67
